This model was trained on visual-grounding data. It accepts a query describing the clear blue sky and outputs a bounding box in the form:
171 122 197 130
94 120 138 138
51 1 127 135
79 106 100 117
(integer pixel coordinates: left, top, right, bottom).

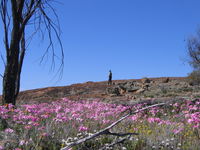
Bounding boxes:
0 0 199 92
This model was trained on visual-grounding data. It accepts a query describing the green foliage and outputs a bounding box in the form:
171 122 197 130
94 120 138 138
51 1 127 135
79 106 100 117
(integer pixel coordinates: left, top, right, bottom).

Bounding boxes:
126 138 147 150
0 117 8 131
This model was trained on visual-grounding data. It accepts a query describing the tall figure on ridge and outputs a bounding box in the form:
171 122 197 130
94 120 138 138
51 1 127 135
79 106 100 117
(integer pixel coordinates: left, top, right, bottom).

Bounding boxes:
108 70 112 85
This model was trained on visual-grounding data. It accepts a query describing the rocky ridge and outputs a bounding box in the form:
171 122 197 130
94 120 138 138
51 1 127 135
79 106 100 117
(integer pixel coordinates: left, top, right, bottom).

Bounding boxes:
2 77 198 105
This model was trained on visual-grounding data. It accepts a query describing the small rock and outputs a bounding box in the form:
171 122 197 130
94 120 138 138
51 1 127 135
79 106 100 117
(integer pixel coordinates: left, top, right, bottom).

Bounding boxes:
142 84 150 90
119 88 126 95
136 88 145 94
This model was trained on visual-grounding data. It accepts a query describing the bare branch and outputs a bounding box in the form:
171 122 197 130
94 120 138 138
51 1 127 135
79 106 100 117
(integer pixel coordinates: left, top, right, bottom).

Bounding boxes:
99 136 131 150
21 0 41 29
38 4 64 80
0 53 5 67
187 32 200 69
0 0 10 52
104 130 138 137
61 103 165 150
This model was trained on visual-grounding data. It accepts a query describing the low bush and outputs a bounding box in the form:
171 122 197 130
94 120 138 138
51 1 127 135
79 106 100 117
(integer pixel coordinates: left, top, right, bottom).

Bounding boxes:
187 70 200 85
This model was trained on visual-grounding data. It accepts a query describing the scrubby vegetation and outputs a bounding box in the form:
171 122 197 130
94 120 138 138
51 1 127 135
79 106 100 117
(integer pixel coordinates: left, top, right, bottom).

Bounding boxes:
0 98 199 150
187 70 200 86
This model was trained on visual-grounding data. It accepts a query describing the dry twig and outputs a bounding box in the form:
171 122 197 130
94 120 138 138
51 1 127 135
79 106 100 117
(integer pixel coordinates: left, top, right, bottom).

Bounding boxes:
99 136 131 150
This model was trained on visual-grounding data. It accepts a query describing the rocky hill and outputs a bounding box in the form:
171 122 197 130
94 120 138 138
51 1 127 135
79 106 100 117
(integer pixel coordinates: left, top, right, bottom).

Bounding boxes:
6 77 199 105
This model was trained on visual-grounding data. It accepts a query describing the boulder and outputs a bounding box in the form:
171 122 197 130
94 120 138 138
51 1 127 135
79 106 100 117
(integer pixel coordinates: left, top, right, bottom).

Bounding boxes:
142 84 150 90
121 81 141 93
136 88 145 94
124 81 135 87
126 86 140 92
141 78 151 84
106 87 120 96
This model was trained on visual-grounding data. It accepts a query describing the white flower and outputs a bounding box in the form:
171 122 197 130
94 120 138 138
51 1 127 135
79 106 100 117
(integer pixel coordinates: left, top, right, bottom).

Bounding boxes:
166 143 170 147
73 137 78 140
67 137 73 142
77 133 82 137
166 139 169 142
122 147 127 150
178 143 181 146
129 137 134 141
88 133 93 136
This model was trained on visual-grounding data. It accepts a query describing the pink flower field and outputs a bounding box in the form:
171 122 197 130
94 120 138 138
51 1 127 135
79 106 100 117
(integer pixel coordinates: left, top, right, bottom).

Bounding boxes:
0 98 200 150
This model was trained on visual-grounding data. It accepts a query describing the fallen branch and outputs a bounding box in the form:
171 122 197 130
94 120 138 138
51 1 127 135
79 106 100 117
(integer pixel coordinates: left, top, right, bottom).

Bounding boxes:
104 130 138 136
99 136 131 150
61 103 165 150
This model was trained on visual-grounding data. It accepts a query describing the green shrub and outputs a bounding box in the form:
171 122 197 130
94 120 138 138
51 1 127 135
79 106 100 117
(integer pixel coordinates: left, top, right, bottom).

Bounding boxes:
187 70 200 85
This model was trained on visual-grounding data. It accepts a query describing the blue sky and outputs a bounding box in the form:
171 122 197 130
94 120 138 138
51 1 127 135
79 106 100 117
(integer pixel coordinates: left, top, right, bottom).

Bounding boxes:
0 0 200 92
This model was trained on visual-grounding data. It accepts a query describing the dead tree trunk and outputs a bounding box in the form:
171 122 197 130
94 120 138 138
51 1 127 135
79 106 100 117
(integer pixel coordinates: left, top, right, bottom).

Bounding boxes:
2 1 21 105
0 0 64 105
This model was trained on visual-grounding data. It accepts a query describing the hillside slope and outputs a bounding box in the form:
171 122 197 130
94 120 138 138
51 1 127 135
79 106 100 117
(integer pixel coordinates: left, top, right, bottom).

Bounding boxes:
2 77 197 105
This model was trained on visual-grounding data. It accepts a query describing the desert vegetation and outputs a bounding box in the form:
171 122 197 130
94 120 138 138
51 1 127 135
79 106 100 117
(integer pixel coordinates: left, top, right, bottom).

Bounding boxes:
0 1 200 150
0 98 199 150
187 29 200 86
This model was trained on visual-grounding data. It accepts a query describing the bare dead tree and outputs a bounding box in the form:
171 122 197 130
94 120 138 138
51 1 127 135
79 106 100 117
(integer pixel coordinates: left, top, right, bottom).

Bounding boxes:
0 0 64 105
187 30 200 70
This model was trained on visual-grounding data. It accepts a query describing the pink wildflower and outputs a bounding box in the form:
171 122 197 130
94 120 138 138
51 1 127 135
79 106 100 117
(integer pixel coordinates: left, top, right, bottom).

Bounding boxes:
131 115 138 121
173 103 179 107
41 114 50 119
193 124 199 128
24 125 32 129
147 117 161 123
5 128 14 133
19 140 26 146
79 125 88 132
173 128 184 134
187 119 193 124
32 122 40 126
102 119 110 124
41 132 48 137
38 127 46 130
